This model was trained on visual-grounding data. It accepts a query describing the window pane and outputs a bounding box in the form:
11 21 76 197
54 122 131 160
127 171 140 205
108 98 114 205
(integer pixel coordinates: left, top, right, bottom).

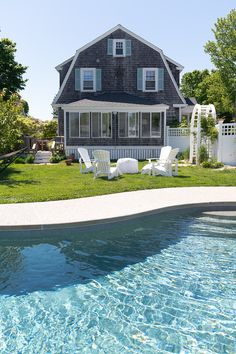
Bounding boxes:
151 112 161 137
80 113 90 137
119 112 128 137
145 70 156 90
102 113 111 137
116 41 123 55
83 70 94 90
141 113 150 137
128 113 138 137
70 113 80 137
91 112 101 137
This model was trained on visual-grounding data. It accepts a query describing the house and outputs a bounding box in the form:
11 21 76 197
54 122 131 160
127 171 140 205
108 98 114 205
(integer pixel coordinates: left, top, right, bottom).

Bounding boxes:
52 24 187 159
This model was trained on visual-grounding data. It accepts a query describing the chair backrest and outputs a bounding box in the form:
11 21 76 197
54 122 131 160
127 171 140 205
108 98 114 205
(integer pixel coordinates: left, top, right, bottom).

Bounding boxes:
78 147 92 168
159 146 172 160
93 150 111 174
168 148 179 162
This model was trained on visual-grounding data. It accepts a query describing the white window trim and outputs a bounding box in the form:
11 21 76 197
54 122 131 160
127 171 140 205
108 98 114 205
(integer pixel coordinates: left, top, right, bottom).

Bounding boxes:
113 39 126 57
118 112 139 138
80 68 96 92
69 112 90 138
91 112 112 138
141 112 162 138
143 68 158 92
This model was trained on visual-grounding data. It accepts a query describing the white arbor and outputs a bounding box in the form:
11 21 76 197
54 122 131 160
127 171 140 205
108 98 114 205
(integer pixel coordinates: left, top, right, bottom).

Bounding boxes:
189 104 216 164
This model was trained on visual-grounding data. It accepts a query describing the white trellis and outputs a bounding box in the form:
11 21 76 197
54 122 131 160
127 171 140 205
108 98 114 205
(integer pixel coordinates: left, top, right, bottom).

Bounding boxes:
189 104 216 164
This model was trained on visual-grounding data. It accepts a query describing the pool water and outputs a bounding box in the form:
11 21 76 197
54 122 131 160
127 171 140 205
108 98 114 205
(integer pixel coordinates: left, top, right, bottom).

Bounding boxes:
0 210 235 353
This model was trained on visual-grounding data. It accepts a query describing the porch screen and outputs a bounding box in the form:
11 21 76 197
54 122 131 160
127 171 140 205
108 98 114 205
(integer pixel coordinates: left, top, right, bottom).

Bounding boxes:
141 112 161 137
119 112 139 137
91 113 112 138
69 112 89 138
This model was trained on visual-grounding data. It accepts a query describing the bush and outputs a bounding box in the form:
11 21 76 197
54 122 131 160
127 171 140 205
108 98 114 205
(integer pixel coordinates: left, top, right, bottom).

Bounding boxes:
25 154 35 164
198 145 208 163
201 160 224 169
14 156 26 164
178 148 190 161
50 153 65 163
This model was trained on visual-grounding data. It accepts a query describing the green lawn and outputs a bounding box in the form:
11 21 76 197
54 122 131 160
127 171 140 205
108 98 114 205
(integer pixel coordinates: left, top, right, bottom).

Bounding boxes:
0 162 235 204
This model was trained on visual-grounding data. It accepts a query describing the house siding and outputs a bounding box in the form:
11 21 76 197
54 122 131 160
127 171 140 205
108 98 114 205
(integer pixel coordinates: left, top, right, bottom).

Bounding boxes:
57 29 183 106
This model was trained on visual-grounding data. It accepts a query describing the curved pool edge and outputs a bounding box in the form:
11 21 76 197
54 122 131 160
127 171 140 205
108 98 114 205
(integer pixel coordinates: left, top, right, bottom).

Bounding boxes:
0 187 236 231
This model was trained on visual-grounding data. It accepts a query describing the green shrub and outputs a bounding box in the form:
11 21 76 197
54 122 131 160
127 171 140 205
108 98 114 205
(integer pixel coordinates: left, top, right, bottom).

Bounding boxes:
14 156 26 164
202 160 224 169
25 154 35 164
50 153 65 163
198 145 208 163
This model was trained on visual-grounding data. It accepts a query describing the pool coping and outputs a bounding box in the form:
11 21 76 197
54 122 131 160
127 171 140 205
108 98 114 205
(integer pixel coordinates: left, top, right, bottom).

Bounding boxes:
0 187 236 231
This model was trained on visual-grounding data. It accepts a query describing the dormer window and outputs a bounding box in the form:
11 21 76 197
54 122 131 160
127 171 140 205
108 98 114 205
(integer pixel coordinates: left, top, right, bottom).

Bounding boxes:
114 39 125 56
107 39 131 57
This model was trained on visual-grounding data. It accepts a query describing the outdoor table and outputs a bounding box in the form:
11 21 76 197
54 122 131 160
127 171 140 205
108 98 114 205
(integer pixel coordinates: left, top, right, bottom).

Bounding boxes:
117 158 139 174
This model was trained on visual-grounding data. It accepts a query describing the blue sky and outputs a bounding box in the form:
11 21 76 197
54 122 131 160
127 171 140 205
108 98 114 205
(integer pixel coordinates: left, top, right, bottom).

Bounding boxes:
0 0 235 120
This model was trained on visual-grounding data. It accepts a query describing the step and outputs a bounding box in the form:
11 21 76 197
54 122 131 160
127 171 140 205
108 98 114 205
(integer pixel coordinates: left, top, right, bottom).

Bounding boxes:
34 151 52 164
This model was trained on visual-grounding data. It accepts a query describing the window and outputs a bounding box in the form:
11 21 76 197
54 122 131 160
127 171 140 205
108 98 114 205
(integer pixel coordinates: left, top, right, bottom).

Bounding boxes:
91 112 112 138
119 112 139 138
141 112 161 138
143 68 157 91
113 39 125 57
81 68 95 91
69 112 90 138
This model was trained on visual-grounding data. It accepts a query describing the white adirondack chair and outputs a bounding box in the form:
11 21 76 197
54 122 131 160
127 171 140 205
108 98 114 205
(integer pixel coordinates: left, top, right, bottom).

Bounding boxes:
93 150 122 180
141 146 172 175
153 148 179 177
78 147 94 173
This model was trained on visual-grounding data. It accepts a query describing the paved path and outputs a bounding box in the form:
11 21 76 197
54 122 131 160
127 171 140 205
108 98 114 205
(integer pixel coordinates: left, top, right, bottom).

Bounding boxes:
0 187 235 230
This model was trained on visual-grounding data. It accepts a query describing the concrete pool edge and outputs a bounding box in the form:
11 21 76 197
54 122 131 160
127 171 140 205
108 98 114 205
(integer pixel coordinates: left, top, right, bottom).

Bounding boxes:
0 187 235 231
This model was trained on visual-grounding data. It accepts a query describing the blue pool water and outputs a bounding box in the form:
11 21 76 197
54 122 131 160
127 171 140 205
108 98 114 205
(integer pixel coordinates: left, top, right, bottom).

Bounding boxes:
0 209 235 353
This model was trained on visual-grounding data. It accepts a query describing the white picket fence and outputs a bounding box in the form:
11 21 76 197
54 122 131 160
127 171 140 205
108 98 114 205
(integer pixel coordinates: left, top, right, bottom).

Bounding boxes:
167 123 236 166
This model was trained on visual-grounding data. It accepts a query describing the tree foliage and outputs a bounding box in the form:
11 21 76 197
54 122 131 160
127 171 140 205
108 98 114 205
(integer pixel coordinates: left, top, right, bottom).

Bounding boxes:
204 9 236 116
41 119 58 139
180 70 210 101
0 91 58 154
181 70 234 118
0 38 27 97
0 92 23 154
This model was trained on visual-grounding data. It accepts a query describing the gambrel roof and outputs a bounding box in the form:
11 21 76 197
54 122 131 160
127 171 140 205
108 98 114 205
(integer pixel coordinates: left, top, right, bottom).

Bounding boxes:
53 24 185 105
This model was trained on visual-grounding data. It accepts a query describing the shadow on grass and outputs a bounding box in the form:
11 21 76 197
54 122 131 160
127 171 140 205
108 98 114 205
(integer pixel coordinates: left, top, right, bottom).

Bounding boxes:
0 167 40 188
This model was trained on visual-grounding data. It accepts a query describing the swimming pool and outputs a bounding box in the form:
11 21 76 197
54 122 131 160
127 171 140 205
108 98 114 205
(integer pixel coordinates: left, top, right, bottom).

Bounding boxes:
0 209 235 353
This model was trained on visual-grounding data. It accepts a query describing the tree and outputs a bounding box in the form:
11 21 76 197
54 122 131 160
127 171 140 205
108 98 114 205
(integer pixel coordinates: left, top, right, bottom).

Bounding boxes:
0 38 27 97
180 70 210 102
41 119 58 139
0 92 23 154
204 9 236 118
180 70 233 118
199 71 234 118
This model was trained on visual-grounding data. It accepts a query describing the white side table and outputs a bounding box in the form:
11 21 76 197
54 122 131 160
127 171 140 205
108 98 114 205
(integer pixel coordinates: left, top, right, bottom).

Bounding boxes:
117 158 139 174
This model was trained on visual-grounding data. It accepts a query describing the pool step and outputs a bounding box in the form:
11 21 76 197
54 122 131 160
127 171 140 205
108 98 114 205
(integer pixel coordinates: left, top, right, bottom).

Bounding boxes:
34 151 52 164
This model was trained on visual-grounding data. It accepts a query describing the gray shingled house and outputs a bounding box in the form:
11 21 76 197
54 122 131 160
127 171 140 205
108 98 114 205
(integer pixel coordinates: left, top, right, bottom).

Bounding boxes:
52 24 187 159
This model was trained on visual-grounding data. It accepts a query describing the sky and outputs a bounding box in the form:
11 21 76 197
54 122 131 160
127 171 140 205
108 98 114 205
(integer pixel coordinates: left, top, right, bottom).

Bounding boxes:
0 0 235 120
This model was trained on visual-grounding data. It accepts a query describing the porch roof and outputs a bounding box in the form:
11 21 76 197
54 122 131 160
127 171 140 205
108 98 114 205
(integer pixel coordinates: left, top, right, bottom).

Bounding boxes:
61 93 169 111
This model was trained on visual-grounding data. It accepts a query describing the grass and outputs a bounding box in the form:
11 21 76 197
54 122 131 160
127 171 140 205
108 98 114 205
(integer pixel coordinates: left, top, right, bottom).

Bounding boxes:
0 162 235 204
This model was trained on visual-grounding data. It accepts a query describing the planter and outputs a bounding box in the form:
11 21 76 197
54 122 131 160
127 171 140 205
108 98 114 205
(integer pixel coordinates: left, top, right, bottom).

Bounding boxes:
65 159 72 166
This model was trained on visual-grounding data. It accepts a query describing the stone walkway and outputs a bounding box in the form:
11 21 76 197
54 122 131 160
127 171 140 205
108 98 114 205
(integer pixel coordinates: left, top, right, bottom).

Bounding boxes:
0 187 235 231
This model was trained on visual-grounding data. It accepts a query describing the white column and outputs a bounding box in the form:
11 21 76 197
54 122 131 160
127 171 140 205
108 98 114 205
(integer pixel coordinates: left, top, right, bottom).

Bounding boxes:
217 122 223 162
64 110 67 154
178 107 182 122
163 110 167 146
